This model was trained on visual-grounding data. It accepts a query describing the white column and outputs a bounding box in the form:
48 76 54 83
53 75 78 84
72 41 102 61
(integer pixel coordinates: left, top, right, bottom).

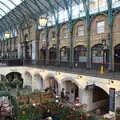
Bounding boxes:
79 88 84 104
18 43 21 58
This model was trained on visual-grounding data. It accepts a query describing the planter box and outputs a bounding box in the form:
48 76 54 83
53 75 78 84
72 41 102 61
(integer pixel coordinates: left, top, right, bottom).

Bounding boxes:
41 92 53 102
29 93 41 104
17 95 29 104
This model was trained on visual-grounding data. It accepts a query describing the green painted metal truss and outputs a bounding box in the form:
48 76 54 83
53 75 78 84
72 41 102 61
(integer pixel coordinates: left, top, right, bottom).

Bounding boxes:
0 0 118 32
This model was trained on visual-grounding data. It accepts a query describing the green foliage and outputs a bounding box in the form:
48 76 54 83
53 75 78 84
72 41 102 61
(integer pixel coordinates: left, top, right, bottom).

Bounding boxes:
18 102 97 120
100 117 108 120
0 91 18 118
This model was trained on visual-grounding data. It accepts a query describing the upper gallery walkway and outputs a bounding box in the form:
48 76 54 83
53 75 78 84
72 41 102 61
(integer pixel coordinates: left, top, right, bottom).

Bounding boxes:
26 65 120 80
0 59 119 80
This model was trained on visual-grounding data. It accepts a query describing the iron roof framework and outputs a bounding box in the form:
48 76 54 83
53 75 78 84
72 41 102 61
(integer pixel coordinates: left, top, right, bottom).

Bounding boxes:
0 0 118 32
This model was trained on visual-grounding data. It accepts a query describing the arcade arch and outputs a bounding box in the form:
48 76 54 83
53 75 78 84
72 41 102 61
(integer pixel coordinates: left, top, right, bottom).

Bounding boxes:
84 84 109 113
6 72 23 89
62 78 80 103
32 74 43 91
45 75 59 95
114 44 120 72
24 71 32 89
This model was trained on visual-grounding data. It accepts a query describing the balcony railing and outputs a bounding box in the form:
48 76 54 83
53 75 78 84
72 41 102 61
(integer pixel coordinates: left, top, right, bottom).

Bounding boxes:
0 58 120 80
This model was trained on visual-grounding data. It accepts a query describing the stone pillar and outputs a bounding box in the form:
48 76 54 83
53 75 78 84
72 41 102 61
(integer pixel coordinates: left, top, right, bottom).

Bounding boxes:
79 88 84 104
45 27 49 65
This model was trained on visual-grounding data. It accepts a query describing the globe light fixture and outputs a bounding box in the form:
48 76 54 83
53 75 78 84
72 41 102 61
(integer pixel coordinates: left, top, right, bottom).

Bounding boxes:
4 32 11 39
39 17 48 27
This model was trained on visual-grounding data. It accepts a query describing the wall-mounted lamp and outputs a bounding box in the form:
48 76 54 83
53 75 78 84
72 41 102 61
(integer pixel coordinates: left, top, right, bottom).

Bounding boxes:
56 72 61 75
39 17 48 27
111 80 114 84
109 80 114 84
77 76 82 79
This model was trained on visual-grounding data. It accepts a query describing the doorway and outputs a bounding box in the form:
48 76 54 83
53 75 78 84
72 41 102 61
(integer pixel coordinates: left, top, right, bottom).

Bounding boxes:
40 48 46 65
114 45 120 72
64 81 79 103
49 47 56 65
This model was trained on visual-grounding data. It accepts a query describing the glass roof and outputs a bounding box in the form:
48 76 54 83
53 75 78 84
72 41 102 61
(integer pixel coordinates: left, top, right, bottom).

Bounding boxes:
0 0 120 32
0 0 23 18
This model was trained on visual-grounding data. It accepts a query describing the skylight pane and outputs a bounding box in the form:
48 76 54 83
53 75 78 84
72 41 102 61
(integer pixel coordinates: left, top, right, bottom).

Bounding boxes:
11 0 22 5
0 10 5 18
2 0 15 9
0 0 23 18
0 3 9 13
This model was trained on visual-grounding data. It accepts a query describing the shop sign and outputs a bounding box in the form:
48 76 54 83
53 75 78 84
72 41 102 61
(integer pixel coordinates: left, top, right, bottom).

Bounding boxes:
92 57 103 63
61 56 68 62
79 56 87 62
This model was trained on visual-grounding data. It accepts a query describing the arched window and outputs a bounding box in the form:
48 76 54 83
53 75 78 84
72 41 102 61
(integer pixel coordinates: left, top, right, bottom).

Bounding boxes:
60 47 69 62
74 45 87 62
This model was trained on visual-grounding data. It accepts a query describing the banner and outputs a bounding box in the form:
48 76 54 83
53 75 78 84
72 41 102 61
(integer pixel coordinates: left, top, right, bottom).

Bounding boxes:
109 88 115 112
32 40 36 60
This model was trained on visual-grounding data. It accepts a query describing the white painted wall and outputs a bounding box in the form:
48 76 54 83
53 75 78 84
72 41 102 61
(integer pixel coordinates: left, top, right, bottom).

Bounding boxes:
115 96 120 109
18 43 21 58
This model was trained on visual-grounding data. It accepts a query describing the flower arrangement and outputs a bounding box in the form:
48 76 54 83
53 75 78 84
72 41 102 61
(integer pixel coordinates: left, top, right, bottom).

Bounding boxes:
18 102 99 120
17 91 97 120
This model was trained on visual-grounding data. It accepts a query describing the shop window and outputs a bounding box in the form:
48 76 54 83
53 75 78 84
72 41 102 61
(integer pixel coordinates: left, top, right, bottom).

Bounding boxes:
75 46 87 62
97 21 104 34
61 48 67 57
77 25 84 36
92 45 103 63
92 48 103 57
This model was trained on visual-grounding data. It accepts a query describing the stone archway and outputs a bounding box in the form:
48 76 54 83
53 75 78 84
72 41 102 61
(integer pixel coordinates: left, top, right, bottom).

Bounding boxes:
46 76 59 95
114 44 120 72
6 72 23 89
84 84 109 113
24 72 32 89
62 79 79 103
32 74 43 91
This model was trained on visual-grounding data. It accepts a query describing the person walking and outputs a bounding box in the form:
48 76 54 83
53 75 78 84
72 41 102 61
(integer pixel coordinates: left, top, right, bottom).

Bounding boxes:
61 88 65 102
